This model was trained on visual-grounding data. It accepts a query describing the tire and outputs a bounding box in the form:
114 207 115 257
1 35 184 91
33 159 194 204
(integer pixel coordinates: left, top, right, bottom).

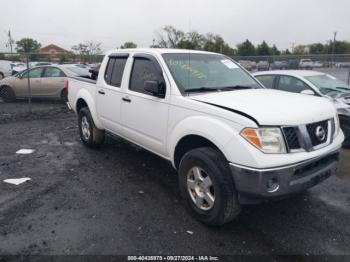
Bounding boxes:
0 73 4 80
178 147 240 226
78 107 105 148
61 89 68 103
0 86 16 102
339 116 350 148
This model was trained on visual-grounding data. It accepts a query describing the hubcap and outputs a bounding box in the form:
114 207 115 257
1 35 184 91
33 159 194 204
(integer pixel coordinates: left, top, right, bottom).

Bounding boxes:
81 116 91 140
187 166 215 211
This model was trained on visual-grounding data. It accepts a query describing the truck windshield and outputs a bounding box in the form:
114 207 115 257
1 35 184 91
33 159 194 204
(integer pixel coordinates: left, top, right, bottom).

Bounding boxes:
162 53 262 93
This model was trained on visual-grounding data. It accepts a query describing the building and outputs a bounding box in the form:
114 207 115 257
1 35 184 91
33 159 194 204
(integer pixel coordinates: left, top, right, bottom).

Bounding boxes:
37 44 73 62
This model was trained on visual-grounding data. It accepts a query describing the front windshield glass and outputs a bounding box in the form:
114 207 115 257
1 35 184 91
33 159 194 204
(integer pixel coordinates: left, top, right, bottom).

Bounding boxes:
305 74 350 98
162 53 262 93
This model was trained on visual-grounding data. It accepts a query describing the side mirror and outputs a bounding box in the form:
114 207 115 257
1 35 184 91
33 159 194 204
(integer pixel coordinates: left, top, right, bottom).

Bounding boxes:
144 80 165 98
300 89 315 96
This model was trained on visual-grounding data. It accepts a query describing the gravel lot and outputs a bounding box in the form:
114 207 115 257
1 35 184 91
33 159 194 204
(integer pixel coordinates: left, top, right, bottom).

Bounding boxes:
0 101 349 257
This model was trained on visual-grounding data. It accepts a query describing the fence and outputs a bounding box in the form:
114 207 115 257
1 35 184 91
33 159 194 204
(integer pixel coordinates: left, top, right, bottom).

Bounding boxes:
0 52 350 111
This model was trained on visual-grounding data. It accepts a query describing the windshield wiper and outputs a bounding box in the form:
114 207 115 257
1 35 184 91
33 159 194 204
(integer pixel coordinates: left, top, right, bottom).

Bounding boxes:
218 85 254 91
184 87 219 93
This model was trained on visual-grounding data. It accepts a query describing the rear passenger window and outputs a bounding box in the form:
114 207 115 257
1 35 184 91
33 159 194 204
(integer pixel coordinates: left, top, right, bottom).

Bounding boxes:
104 57 127 87
256 75 275 89
129 58 164 95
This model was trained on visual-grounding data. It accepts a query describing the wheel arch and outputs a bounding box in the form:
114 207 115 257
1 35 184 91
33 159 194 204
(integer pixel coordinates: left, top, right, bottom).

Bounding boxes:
75 90 103 129
169 116 237 169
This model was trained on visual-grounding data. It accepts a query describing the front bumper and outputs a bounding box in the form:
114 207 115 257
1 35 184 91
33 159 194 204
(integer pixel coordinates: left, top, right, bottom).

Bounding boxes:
230 149 340 202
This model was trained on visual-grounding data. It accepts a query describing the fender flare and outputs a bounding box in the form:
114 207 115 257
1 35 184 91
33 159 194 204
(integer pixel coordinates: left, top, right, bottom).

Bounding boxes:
168 116 237 167
75 89 104 129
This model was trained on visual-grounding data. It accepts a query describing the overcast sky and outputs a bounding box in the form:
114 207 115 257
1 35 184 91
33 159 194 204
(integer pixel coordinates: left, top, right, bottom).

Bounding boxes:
0 0 349 52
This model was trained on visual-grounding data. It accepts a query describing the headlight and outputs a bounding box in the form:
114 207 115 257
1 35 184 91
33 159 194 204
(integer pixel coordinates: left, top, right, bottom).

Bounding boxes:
241 127 287 154
334 114 340 137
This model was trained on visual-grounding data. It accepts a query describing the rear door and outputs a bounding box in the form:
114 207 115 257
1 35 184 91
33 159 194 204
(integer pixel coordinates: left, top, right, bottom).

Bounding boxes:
255 75 276 89
41 67 67 97
15 67 44 97
96 53 129 133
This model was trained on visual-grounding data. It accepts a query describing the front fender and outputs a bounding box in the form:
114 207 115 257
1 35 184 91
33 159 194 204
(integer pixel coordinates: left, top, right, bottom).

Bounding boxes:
168 116 240 167
75 89 103 129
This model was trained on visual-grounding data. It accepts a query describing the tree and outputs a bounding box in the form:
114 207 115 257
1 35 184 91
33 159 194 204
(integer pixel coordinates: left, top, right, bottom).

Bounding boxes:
156 25 185 48
15 38 41 53
203 34 235 56
120 42 137 49
72 41 102 63
271 45 281 56
177 31 205 50
237 39 256 56
256 41 271 56
309 43 325 54
292 45 309 55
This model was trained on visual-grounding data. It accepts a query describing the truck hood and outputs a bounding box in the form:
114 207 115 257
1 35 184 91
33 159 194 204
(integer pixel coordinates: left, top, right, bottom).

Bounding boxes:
192 89 336 126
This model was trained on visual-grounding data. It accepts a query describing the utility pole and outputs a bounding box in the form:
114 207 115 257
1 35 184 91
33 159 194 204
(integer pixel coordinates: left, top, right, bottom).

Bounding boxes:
332 31 337 67
6 30 14 55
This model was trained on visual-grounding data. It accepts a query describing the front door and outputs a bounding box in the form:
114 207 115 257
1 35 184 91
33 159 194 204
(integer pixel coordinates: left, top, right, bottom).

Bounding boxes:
121 54 169 155
15 67 44 97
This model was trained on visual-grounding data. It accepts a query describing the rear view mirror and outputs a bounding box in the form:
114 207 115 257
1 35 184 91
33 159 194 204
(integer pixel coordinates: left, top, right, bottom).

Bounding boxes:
300 89 315 96
144 80 165 98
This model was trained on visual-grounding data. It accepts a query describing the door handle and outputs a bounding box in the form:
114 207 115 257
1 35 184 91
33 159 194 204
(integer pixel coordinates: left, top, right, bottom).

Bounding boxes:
98 90 105 95
122 97 131 103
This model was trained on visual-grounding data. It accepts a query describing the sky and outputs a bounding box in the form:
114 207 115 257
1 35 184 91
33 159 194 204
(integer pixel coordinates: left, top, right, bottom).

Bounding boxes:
0 0 349 53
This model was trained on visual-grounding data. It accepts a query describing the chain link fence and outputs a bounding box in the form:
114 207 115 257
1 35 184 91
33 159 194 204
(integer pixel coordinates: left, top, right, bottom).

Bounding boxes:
0 52 350 112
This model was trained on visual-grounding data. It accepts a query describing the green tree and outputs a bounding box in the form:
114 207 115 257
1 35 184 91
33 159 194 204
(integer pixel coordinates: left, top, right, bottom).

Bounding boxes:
203 34 235 56
292 45 308 55
309 43 325 54
271 45 281 55
15 38 41 53
256 41 271 56
237 39 256 56
120 42 137 49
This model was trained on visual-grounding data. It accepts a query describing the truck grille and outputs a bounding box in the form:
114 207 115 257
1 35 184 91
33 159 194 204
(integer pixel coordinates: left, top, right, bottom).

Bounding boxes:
283 127 301 150
306 120 329 147
282 119 333 152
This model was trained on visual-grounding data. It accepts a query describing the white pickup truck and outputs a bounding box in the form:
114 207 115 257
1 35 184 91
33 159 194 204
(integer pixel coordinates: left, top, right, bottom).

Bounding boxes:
67 48 344 226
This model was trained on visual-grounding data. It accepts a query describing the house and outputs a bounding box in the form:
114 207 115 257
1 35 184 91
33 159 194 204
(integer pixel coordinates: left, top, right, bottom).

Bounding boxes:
37 44 73 62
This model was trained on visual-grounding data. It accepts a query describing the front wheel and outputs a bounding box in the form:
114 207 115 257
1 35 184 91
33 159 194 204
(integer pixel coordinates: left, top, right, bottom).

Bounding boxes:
340 116 350 148
78 107 105 147
178 147 240 226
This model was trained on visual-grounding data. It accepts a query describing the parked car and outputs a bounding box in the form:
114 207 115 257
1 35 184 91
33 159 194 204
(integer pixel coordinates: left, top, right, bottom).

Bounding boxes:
11 62 27 75
89 64 101 80
313 61 323 68
257 61 270 71
67 49 343 226
0 60 12 80
254 70 350 148
285 59 299 69
238 60 253 71
0 64 91 102
299 59 313 69
271 61 287 70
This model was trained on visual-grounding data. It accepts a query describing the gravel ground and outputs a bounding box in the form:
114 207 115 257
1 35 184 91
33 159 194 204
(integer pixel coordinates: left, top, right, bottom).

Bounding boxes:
0 102 349 258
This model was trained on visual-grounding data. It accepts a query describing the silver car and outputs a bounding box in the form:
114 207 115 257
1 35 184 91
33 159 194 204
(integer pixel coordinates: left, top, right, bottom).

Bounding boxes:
253 70 350 148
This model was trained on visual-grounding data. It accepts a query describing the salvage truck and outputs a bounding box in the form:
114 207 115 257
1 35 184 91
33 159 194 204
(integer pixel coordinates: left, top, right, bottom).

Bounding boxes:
67 49 344 226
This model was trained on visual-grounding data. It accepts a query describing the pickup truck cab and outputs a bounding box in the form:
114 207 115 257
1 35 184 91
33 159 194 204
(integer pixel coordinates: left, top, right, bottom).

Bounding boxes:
67 49 344 226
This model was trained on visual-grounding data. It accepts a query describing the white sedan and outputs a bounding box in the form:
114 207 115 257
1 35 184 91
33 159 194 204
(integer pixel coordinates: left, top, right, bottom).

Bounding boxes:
253 70 350 148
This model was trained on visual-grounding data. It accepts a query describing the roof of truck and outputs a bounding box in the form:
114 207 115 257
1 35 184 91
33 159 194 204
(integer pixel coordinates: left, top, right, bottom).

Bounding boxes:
107 48 219 55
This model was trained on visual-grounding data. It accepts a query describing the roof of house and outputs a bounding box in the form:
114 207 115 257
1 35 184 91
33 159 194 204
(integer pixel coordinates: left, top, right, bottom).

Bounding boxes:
38 44 71 54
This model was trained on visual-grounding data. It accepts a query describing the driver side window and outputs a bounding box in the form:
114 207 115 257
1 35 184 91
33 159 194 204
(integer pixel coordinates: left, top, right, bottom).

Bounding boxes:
277 75 311 93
